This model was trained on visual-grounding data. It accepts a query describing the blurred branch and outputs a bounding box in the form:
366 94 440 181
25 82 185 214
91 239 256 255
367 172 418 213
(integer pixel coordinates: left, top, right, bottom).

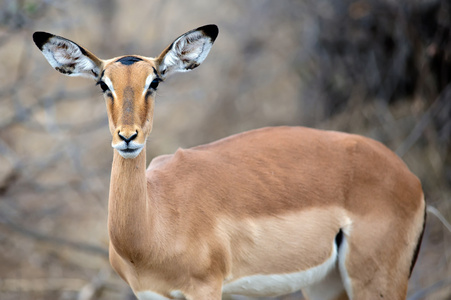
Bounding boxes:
427 205 451 234
0 88 94 131
0 214 108 257
0 0 53 34
77 268 111 300
0 277 86 293
0 170 20 196
0 276 124 296
396 84 451 157
408 277 451 300
0 136 22 168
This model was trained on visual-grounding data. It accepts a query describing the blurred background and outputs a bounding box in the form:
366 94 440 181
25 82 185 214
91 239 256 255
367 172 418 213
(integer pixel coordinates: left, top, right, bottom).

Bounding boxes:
0 0 450 299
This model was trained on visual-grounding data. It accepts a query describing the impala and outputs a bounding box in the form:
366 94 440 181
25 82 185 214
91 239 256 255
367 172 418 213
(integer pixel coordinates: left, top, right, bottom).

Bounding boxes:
33 25 426 300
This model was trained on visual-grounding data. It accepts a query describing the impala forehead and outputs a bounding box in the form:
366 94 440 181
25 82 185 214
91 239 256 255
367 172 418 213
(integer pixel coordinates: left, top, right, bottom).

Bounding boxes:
102 57 158 93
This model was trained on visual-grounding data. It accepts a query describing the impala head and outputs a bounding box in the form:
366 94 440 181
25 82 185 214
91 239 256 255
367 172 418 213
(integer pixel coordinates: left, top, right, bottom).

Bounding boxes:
33 25 218 159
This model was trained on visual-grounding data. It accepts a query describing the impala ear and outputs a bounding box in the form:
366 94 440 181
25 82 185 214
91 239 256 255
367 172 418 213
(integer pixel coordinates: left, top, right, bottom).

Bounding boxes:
33 32 103 80
156 24 218 79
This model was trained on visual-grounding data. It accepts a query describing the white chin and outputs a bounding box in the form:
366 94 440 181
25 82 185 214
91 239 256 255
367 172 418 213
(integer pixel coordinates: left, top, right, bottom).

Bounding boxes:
117 147 143 159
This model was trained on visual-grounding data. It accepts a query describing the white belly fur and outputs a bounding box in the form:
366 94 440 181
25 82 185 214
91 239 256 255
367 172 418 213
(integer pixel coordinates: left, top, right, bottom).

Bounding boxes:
136 290 170 300
136 242 339 299
222 243 338 297
137 290 185 300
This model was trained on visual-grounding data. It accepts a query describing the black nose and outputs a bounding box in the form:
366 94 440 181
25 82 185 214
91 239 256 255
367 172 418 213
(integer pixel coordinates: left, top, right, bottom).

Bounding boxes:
118 131 138 144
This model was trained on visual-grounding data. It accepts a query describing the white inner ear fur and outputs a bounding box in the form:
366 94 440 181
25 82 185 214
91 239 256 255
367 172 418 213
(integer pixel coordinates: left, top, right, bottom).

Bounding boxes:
162 31 213 74
42 37 99 79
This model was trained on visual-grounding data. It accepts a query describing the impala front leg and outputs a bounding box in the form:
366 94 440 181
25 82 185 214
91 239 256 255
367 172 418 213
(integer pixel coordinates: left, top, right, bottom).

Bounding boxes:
183 278 223 300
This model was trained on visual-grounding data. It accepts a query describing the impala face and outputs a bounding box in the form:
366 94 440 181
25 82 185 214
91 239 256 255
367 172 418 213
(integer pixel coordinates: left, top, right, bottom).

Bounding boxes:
99 56 161 158
33 25 218 159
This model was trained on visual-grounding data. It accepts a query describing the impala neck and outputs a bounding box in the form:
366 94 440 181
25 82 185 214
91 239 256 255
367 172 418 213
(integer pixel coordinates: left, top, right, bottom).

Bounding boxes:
108 146 150 260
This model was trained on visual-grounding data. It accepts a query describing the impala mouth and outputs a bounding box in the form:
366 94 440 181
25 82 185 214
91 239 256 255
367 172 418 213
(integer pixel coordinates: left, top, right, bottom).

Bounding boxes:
122 148 138 153
112 142 144 159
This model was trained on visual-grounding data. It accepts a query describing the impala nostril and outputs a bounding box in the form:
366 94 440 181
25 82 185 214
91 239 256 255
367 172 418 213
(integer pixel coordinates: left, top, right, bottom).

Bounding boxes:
118 130 138 144
130 131 138 141
118 131 126 141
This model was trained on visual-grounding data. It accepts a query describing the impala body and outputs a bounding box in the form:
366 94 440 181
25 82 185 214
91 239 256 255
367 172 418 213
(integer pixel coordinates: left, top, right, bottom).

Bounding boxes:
33 25 426 300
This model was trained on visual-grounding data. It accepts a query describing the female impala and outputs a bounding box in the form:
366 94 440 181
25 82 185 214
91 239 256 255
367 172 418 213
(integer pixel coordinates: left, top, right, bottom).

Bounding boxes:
33 25 426 300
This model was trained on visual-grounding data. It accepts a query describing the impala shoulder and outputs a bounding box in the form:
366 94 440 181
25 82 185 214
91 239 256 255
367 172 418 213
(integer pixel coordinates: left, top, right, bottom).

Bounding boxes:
147 148 210 177
148 153 175 171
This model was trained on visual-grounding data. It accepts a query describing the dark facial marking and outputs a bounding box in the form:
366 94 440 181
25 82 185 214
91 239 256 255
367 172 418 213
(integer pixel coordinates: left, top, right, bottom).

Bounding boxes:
116 56 143 66
152 67 161 79
122 87 135 125
145 90 153 103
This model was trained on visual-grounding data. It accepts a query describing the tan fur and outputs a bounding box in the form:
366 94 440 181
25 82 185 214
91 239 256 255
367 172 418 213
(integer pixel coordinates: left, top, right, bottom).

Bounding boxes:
34 26 425 300
106 127 424 299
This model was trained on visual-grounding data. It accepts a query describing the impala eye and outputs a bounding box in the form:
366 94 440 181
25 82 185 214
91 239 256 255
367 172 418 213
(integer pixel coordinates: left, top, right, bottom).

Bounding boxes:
149 78 161 90
96 81 109 93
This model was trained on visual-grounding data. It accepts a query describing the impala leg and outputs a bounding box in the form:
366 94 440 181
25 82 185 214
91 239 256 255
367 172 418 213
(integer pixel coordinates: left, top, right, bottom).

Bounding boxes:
338 226 411 299
183 278 223 300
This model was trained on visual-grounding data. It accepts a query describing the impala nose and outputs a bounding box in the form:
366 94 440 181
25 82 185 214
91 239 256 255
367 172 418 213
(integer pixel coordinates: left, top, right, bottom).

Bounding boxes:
118 130 138 144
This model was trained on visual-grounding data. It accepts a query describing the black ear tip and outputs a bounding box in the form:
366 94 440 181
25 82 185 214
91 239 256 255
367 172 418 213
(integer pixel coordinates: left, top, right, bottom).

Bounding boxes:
33 31 53 50
199 24 219 42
